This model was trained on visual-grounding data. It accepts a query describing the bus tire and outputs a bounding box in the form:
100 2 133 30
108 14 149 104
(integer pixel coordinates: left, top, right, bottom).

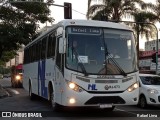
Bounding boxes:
29 82 36 100
49 87 61 112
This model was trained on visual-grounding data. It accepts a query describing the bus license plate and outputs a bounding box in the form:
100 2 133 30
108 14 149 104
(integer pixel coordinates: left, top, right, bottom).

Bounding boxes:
100 104 112 108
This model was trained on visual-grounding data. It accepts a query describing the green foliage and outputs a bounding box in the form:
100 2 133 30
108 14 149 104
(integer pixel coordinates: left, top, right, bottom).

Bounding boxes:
87 0 160 52
0 51 17 66
87 0 146 21
131 12 159 40
0 0 54 59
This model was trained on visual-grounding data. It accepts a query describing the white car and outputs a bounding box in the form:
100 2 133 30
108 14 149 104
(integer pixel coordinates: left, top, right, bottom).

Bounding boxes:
138 74 160 108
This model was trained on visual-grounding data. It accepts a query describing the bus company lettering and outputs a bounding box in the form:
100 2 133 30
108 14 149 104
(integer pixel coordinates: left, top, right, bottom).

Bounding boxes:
88 84 97 90
105 85 120 90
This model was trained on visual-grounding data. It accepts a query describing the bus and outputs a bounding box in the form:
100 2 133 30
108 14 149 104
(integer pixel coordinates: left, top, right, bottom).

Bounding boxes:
23 19 139 111
11 64 23 88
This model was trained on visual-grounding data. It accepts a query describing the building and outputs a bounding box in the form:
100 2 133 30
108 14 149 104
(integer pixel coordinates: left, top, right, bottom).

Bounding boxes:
139 39 160 74
145 39 160 51
6 47 24 67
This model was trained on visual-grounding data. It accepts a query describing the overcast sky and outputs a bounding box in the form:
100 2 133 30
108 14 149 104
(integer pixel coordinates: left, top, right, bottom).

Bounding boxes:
50 0 88 23
42 0 158 50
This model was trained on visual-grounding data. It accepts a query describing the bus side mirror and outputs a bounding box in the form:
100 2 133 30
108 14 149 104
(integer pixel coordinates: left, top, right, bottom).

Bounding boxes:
59 38 66 54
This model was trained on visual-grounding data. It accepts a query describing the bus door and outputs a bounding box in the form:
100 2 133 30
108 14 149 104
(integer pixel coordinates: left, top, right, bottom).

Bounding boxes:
55 36 64 104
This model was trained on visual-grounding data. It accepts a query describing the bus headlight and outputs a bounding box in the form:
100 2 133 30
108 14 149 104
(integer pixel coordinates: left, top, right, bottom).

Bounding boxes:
15 75 21 80
127 82 139 92
67 81 84 92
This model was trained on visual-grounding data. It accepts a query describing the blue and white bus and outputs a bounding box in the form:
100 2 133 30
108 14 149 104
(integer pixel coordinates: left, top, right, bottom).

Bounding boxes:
23 19 139 111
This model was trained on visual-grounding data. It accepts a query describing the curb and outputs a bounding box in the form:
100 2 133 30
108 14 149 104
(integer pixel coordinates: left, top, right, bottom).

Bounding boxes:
0 85 9 98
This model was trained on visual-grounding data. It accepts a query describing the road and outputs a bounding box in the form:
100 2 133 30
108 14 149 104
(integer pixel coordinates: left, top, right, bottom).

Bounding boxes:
0 78 160 120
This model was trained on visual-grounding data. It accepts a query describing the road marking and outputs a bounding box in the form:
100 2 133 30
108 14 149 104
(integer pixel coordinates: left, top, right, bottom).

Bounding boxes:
115 108 137 116
10 89 20 95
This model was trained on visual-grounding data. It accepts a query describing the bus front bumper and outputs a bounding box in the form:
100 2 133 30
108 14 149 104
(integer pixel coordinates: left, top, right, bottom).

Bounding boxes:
60 88 139 107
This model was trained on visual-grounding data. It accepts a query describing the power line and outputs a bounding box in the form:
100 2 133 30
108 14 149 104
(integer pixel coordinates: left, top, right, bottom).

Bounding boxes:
72 9 86 16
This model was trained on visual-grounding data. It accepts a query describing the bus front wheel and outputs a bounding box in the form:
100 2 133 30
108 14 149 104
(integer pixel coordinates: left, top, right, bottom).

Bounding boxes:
49 88 61 111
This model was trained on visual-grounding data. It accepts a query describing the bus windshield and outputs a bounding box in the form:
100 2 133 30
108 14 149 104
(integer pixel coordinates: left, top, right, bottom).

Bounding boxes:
66 26 138 75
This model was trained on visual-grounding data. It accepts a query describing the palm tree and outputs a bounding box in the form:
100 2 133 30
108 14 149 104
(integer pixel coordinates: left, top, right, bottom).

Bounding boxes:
87 0 92 19
87 0 147 21
132 12 158 41
152 0 160 21
87 0 158 62
130 12 159 59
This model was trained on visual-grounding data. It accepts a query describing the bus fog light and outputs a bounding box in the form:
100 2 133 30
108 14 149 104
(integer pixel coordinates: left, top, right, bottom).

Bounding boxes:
69 98 76 104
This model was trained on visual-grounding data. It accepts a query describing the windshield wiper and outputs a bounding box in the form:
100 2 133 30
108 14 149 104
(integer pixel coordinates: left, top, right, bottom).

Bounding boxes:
106 52 127 77
103 43 127 77
72 47 88 76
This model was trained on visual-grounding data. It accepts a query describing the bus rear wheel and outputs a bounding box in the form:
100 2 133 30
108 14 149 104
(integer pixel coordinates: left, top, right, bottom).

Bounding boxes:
29 82 36 100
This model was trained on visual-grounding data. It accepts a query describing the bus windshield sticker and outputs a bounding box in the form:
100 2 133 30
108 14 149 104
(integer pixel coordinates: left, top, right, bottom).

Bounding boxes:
101 47 104 51
71 27 101 35
78 56 88 63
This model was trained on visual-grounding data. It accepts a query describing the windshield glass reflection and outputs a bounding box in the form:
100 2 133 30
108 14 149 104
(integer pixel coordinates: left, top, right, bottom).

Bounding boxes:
66 26 138 75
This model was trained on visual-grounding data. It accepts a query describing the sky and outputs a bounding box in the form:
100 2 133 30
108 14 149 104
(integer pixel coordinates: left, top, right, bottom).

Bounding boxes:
41 0 158 50
48 0 88 24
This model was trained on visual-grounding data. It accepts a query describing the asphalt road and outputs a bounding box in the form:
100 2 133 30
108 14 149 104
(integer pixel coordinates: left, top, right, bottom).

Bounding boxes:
0 78 160 120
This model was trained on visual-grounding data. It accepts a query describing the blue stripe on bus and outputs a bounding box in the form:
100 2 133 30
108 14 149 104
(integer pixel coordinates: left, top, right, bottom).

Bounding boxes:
38 60 48 98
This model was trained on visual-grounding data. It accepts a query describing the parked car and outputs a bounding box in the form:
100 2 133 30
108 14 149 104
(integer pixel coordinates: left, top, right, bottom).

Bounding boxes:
3 74 11 78
138 74 160 108
0 74 3 79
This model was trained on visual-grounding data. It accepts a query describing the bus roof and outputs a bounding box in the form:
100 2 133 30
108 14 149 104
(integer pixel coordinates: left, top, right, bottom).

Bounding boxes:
25 19 132 49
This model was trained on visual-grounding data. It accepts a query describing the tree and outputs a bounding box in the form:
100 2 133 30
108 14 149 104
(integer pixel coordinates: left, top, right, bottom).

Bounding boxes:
0 50 17 66
87 0 147 21
87 0 158 63
131 12 158 41
0 0 54 59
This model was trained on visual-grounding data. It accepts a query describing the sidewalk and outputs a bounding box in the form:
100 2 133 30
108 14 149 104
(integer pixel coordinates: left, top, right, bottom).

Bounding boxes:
0 84 9 98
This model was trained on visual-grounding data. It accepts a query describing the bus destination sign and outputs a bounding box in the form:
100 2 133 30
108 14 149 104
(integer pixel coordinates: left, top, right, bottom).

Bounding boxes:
71 27 101 34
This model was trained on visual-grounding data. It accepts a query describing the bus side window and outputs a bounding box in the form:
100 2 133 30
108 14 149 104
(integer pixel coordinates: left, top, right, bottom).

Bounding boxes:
41 37 47 60
35 42 38 61
56 38 62 70
51 33 56 57
47 35 52 58
38 40 42 60
47 32 56 58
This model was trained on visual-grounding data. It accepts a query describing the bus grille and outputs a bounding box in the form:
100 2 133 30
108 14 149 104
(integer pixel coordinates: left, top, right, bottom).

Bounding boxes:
85 96 126 105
